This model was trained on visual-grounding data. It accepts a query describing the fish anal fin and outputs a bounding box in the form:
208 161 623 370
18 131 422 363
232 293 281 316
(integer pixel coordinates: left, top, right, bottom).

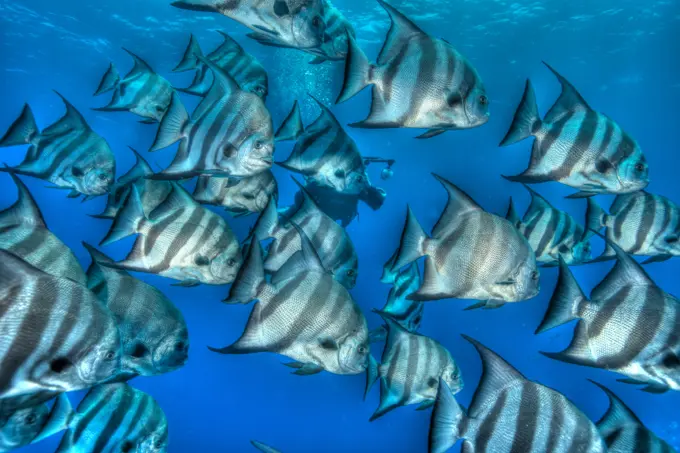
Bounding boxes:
0 174 47 228
208 301 266 354
540 320 597 367
369 378 402 422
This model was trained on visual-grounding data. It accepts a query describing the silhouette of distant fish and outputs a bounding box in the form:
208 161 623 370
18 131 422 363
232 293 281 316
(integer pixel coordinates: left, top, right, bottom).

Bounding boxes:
501 63 649 198
193 170 278 217
0 393 72 452
0 93 115 198
251 440 283 453
370 263 423 343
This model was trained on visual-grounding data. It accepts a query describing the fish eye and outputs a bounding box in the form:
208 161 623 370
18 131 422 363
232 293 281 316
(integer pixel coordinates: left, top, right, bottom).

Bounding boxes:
154 440 165 449
531 271 539 281
347 269 356 277
175 341 186 352
479 95 488 105
105 351 116 361
72 167 84 177
335 169 346 178
635 162 645 172
25 414 37 425
357 345 367 354
254 141 263 150
130 343 149 358
98 173 108 181
227 258 236 267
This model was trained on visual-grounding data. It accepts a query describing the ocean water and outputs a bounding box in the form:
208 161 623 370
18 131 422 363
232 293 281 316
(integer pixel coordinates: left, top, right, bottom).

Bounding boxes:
1 0 679 451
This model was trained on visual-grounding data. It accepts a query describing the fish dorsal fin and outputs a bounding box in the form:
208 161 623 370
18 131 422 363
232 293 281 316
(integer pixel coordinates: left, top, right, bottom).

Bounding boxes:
431 174 483 237
214 31 246 57
289 177 323 219
274 101 304 142
591 234 653 299
307 94 342 133
122 48 154 77
197 55 240 99
82 241 121 296
93 63 120 96
523 184 553 216
463 335 526 418
590 380 642 437
543 62 591 123
0 173 47 228
173 34 203 72
117 147 154 187
272 222 327 285
376 0 426 66
148 182 195 221
0 249 48 287
42 92 88 136
378 310 411 354
505 197 521 228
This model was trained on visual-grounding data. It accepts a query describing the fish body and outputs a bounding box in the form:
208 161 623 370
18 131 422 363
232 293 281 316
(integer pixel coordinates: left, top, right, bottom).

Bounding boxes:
149 57 274 180
174 33 269 100
586 191 680 263
336 1 489 136
506 185 591 266
56 383 168 453
501 64 649 197
100 183 242 286
193 170 278 216
94 49 174 123
171 0 327 51
0 174 86 284
0 393 72 452
392 174 539 307
0 95 115 197
212 232 370 376
84 244 189 379
430 336 606 453
536 244 680 393
253 184 358 289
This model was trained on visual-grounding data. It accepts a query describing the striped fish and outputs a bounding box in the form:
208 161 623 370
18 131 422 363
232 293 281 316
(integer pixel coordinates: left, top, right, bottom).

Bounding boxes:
93 49 174 124
0 393 72 452
366 314 462 421
430 336 607 453
336 1 489 138
586 191 680 264
92 147 172 220
536 241 680 393
370 263 423 343
84 244 189 380
252 440 283 453
174 32 268 100
501 63 649 198
0 174 86 285
172 0 327 51
0 249 122 404
0 93 115 198
591 381 676 453
506 184 592 266
210 230 370 376
392 174 539 309
100 183 242 286
193 170 278 217
252 182 358 289
56 383 168 453
149 57 274 180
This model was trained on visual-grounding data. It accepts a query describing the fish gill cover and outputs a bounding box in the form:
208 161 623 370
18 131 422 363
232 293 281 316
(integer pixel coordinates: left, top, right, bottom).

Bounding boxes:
0 0 678 452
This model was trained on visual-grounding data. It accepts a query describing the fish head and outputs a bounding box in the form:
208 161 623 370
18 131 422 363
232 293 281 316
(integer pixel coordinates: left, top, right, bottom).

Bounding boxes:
219 131 274 178
333 261 358 289
75 319 123 385
67 147 116 196
565 240 592 265
495 251 540 302
615 143 649 193
338 324 370 374
151 329 190 374
658 232 680 256
242 80 269 101
208 246 243 284
289 0 327 49
459 81 490 129
344 169 370 195
0 404 50 450
650 349 680 392
441 362 464 395
136 432 169 453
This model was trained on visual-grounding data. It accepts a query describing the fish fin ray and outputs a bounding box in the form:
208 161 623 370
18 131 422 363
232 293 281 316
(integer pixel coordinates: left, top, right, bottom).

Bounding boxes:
149 92 188 152
535 257 586 333
499 79 541 146
0 104 39 148
274 101 304 142
543 61 592 122
376 0 426 66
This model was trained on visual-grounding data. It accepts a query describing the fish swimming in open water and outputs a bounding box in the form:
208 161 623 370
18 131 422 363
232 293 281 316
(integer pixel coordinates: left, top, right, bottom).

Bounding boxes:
193 170 278 217
0 394 72 452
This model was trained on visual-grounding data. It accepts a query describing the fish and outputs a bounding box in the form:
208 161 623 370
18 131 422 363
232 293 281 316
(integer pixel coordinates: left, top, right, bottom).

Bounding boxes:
93 48 174 124
585 191 680 264
252 180 358 289
100 182 243 286
193 170 278 217
0 394 72 452
84 244 190 380
0 93 116 198
91 147 173 220
210 228 370 376
56 383 168 453
0 173 87 284
506 184 592 266
173 32 269 100
0 249 122 403
429 336 607 453
251 440 283 453
391 174 539 309
500 63 649 198
536 240 680 393
171 0 327 51
335 1 489 138
591 380 676 453
365 313 462 421
275 98 371 195
148 56 274 180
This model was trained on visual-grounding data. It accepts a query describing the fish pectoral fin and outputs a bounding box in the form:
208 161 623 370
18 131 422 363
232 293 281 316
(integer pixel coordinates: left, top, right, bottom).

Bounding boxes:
641 383 669 394
464 301 488 311
139 119 157 125
416 400 435 411
246 32 288 48
289 363 324 376
483 300 506 309
641 254 672 265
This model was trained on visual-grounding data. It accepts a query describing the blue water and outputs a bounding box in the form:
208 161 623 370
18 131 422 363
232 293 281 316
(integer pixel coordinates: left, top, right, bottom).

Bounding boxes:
2 0 679 451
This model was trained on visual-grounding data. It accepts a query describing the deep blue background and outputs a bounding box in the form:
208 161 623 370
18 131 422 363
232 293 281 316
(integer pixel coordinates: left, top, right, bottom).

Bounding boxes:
2 0 679 451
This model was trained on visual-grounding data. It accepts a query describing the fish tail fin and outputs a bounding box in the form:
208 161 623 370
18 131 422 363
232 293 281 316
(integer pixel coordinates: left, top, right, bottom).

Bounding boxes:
173 34 203 72
505 197 521 228
149 92 188 152
252 197 279 240
224 239 266 305
100 186 146 246
429 378 467 453
94 63 120 96
274 100 304 142
393 206 429 270
0 104 39 148
336 31 374 104
499 79 541 146
535 257 586 334
584 198 608 239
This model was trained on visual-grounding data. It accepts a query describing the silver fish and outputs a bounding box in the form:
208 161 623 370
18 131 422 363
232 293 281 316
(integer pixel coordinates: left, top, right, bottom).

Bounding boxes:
537 241 680 393
392 174 539 309
370 263 423 343
84 244 189 380
56 383 168 453
501 63 649 198
251 440 283 453
93 49 174 124
430 336 606 453
336 1 489 138
0 93 115 197
210 229 370 376
0 394 72 452
193 170 278 217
